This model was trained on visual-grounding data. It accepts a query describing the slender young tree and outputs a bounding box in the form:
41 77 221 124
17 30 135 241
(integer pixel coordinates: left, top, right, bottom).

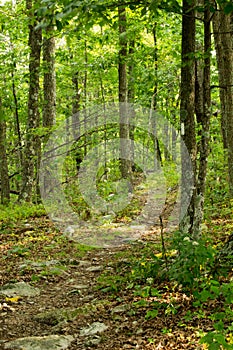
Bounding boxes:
0 98 10 204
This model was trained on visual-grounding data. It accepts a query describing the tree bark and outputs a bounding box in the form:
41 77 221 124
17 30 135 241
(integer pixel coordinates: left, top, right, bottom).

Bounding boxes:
72 70 81 140
179 0 196 235
0 98 10 204
212 9 233 196
195 3 211 233
118 5 131 178
43 26 56 134
128 39 135 169
19 0 42 202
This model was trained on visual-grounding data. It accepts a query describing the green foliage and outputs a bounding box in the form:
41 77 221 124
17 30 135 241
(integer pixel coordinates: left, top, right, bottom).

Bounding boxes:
6 245 30 258
200 331 232 350
168 231 216 288
191 279 233 349
0 204 45 224
131 252 164 282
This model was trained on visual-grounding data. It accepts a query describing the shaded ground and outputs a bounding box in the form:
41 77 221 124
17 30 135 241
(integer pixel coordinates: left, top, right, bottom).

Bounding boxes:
0 215 225 349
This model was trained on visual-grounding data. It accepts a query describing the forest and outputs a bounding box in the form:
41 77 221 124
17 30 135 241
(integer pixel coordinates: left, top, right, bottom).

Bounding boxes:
0 0 233 349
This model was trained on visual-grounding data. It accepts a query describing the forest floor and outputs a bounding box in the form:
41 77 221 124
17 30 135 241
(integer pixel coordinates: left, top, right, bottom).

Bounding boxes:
0 213 231 350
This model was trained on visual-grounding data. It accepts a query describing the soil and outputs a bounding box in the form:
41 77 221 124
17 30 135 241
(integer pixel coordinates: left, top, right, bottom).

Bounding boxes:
0 215 215 350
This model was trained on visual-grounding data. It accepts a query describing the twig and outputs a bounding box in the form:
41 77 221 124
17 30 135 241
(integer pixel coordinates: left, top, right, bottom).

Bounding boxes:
159 215 168 271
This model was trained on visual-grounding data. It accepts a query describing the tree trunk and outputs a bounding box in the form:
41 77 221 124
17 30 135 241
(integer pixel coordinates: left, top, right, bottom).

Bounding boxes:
19 0 42 202
72 70 81 140
128 39 135 169
212 9 233 195
195 3 211 233
43 26 56 134
151 22 162 169
83 38 87 156
118 5 131 178
179 0 196 235
40 26 56 200
0 98 10 204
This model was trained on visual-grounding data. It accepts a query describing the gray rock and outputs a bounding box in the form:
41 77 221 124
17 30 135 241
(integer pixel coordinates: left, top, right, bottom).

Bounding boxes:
20 260 60 270
86 266 103 272
4 335 74 350
67 284 89 295
34 310 66 326
0 282 40 297
71 284 89 290
111 304 129 314
78 260 92 267
34 308 80 325
84 336 101 347
80 322 108 336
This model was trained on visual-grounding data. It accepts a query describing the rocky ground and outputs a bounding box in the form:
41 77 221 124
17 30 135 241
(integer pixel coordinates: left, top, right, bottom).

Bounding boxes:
0 215 214 350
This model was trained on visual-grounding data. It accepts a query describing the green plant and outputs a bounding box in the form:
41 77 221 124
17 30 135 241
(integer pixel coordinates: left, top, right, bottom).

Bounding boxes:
168 231 216 289
131 253 164 282
200 330 232 350
193 280 233 349
6 245 30 258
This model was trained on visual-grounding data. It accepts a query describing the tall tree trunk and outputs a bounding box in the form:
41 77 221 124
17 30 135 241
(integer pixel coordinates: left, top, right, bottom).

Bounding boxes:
151 22 162 169
128 39 135 169
152 22 158 111
43 26 56 135
118 5 131 178
0 98 10 204
179 0 196 235
195 3 211 233
83 38 87 156
40 26 56 200
212 9 233 195
19 0 42 202
72 70 81 140
11 61 23 168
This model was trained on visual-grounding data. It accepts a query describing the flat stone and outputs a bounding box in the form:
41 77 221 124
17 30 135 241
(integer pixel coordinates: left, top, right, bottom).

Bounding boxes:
84 336 101 346
0 282 40 297
80 322 108 336
34 308 81 325
86 266 103 272
70 284 89 290
20 260 60 270
4 335 74 350
78 260 92 267
111 304 129 314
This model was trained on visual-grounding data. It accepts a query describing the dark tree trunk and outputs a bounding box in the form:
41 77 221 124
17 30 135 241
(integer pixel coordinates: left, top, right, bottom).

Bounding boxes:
212 9 233 196
0 98 10 204
118 5 131 178
179 0 196 235
19 0 42 202
195 3 211 233
128 40 135 169
151 22 162 169
43 26 56 134
72 70 81 140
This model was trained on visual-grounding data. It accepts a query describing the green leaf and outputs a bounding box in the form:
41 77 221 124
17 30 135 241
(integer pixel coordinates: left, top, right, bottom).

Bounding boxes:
55 19 63 31
145 309 158 320
214 321 225 331
223 3 233 14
